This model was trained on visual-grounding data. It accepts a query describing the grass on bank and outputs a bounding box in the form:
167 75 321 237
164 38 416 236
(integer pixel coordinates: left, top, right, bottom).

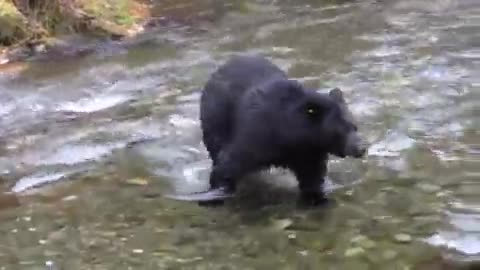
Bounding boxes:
0 0 147 48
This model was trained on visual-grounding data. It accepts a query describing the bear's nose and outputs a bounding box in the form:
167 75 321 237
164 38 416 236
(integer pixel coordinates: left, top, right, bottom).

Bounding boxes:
354 143 368 158
357 147 367 157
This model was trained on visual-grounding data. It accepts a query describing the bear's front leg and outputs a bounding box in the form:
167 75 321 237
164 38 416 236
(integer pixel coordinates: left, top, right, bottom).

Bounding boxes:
195 166 236 207
198 147 258 206
208 164 237 194
291 159 329 207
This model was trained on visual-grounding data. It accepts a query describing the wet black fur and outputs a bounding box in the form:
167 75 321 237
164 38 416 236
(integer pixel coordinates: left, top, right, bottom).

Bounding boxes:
200 55 364 205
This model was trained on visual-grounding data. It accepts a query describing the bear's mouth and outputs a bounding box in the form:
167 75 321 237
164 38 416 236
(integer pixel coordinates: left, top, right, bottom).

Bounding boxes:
343 147 367 158
332 149 346 158
351 150 366 158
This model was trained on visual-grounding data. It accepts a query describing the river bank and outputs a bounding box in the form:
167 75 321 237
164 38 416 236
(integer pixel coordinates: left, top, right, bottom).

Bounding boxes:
0 0 153 63
0 0 237 68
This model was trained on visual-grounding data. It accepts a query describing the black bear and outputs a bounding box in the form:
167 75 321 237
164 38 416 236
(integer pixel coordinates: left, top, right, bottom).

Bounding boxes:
169 55 367 206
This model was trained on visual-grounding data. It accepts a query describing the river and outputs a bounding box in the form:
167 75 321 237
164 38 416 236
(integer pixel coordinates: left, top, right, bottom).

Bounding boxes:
0 0 478 269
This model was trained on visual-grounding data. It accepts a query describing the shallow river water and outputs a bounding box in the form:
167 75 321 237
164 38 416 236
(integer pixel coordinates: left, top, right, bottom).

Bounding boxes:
0 0 479 269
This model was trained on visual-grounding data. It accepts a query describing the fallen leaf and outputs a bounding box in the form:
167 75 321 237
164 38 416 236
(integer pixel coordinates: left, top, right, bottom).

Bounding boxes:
125 177 148 185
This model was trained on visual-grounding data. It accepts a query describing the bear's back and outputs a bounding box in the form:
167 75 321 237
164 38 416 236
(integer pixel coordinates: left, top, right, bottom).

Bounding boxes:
205 55 287 101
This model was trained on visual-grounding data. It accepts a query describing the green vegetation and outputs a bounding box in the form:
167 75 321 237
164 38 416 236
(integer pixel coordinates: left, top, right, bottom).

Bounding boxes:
0 0 29 45
0 0 148 48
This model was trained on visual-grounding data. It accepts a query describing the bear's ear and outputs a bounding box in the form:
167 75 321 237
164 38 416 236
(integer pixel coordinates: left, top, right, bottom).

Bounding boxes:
329 87 345 103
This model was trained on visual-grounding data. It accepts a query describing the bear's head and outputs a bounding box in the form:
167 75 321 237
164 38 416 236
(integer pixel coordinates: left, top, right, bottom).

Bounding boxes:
267 80 367 158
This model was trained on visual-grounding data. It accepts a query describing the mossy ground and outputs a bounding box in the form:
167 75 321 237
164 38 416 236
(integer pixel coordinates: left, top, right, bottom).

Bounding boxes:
0 0 29 46
77 0 149 36
0 0 149 62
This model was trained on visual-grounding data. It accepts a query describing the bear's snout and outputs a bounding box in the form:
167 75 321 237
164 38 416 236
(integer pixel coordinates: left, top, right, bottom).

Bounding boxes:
351 143 367 158
344 132 368 158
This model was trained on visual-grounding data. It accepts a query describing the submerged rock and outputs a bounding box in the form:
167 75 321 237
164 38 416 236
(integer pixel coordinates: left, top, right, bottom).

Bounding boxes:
416 183 442 193
351 235 377 249
394 233 413 243
271 218 293 231
345 247 365 257
382 250 398 260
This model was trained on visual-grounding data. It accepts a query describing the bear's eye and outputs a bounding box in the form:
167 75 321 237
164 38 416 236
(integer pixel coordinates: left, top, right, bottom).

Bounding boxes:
305 104 321 118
